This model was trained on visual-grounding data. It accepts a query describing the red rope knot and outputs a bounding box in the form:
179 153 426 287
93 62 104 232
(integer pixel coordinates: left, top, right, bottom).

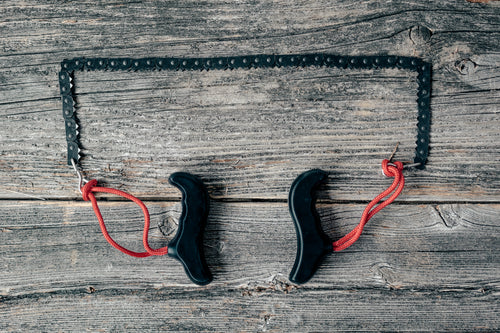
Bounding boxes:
382 159 403 177
81 179 98 201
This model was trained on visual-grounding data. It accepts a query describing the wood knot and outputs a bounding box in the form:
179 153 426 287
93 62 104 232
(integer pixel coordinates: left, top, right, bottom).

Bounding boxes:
158 204 182 236
455 58 477 75
370 263 403 289
158 215 178 236
410 25 432 45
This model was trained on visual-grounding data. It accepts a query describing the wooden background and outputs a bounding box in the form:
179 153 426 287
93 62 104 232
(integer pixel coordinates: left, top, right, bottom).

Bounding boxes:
1 0 499 331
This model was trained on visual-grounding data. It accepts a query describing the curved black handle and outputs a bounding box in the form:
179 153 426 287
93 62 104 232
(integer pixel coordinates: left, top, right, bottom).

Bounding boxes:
288 169 332 284
167 172 212 285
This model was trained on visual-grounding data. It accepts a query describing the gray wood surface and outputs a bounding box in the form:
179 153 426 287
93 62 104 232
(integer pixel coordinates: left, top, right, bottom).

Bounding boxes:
0 0 499 331
1 202 498 331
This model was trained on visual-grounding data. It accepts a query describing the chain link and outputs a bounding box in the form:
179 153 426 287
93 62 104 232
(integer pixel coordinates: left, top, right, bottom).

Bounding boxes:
59 54 431 169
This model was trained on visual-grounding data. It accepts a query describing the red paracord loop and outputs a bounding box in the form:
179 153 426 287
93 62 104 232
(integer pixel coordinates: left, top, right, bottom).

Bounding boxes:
81 180 168 258
332 159 405 252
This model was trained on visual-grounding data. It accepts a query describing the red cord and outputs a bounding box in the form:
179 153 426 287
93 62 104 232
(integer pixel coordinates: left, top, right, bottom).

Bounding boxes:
81 180 168 258
332 159 405 251
80 158 404 256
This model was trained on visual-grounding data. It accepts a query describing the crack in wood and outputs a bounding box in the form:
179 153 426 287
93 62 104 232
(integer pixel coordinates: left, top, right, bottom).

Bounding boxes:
1 284 495 303
434 205 458 228
238 275 298 296
466 0 499 3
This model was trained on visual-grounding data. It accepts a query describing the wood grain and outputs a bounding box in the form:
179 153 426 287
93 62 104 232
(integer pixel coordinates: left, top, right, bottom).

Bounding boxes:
0 1 499 201
0 202 497 294
1 287 497 332
1 202 498 331
0 0 498 331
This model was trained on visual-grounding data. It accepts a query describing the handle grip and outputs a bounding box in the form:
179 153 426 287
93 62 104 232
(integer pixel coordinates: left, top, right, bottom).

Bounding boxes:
288 169 332 284
168 172 213 285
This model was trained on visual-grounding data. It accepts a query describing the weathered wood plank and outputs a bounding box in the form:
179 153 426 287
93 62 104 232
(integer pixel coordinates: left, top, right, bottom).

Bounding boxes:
0 1 499 201
0 1 499 331
1 287 497 332
0 61 498 201
1 202 497 296
0 0 498 58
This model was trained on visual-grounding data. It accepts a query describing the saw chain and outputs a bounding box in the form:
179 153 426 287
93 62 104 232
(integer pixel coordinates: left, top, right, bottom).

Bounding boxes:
59 54 431 169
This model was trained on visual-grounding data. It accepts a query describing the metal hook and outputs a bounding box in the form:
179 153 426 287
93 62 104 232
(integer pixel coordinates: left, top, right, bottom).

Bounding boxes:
70 158 88 193
386 143 422 171
388 142 400 162
402 162 422 169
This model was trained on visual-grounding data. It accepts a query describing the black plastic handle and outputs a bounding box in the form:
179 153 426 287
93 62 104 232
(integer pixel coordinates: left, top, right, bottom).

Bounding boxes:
288 169 332 284
167 172 213 285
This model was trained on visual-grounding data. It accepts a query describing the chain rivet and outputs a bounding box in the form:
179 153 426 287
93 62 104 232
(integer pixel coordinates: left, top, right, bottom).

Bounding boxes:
60 54 431 170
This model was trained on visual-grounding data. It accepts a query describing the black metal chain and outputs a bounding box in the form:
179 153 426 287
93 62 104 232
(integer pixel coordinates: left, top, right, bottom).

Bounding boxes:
59 54 431 169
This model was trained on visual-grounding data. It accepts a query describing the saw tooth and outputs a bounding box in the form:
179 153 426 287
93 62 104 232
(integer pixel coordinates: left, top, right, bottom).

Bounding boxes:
59 54 432 168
